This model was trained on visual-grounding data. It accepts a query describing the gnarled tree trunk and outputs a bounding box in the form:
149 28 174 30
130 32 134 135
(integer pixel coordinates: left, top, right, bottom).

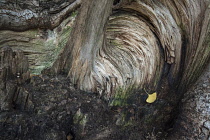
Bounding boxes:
0 0 209 139
50 0 210 99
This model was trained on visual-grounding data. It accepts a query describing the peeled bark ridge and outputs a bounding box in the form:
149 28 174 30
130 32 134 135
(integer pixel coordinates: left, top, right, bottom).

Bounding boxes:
52 0 209 99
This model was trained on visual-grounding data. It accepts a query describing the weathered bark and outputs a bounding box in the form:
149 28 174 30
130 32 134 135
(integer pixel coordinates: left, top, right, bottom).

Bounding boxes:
0 0 81 31
168 63 210 140
51 0 210 98
0 14 76 74
0 46 30 84
160 0 210 92
0 0 210 139
51 0 115 95
0 46 30 110
49 0 210 137
1 0 209 98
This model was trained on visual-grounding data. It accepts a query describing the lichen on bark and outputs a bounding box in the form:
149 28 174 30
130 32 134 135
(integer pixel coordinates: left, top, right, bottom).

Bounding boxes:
0 12 77 74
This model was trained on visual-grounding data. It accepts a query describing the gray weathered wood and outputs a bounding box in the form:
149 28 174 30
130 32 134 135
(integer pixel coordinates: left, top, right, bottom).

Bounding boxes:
0 46 30 110
51 0 210 99
0 0 81 31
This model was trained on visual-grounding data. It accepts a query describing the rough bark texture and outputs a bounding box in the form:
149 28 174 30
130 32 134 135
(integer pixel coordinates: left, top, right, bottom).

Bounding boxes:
0 46 30 110
51 0 114 94
51 0 210 99
0 0 81 31
0 13 76 74
169 63 210 140
0 0 210 139
160 0 210 92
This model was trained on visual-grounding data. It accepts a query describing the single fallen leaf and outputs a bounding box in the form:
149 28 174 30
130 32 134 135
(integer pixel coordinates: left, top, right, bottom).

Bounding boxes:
146 92 157 103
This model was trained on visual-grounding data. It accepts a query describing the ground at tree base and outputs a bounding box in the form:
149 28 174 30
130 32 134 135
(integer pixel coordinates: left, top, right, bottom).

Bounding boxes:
0 63 209 140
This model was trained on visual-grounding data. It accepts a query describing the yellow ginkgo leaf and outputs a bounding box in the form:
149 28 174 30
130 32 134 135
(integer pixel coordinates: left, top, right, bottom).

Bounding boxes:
146 92 157 103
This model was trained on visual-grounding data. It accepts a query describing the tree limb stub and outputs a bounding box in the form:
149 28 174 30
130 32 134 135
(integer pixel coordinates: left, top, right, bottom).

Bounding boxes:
0 0 81 31
0 46 30 84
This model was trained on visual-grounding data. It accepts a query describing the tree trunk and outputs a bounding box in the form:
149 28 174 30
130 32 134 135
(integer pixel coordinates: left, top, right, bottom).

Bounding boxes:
168 62 210 140
51 0 114 94
49 1 210 139
50 0 210 99
0 0 210 139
